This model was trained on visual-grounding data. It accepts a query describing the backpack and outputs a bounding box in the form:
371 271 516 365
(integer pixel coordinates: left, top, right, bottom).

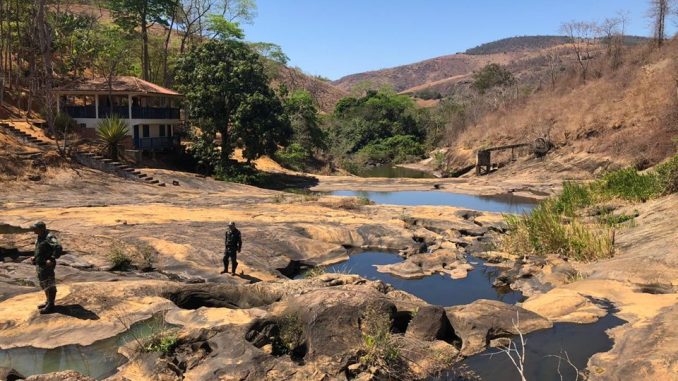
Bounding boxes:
47 233 63 259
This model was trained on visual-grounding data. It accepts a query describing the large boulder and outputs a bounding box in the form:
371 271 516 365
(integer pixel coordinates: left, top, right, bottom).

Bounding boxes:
281 287 396 359
405 305 459 344
445 299 552 356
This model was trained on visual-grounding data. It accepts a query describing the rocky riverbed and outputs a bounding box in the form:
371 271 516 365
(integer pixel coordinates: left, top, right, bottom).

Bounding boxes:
1 166 676 380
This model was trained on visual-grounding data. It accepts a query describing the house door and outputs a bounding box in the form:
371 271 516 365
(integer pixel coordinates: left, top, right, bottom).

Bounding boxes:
133 125 140 149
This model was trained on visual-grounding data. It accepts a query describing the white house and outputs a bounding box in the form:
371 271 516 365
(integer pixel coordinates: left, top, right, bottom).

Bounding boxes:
54 76 183 151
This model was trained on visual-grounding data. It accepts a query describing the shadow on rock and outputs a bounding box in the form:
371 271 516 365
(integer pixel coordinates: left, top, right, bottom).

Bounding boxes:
50 304 100 320
255 172 319 191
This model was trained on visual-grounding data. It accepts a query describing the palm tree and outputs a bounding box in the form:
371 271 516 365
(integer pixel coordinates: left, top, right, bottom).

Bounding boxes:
97 117 129 161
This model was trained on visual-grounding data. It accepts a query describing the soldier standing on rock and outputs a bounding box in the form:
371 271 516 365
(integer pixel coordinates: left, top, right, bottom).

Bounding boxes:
31 221 62 314
222 222 242 275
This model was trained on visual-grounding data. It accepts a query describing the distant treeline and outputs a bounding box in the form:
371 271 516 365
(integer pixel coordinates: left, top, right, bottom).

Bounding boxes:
465 35 650 55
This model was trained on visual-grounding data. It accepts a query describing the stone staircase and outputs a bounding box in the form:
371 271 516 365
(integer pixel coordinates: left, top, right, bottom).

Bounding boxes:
1 121 168 187
0 122 52 149
75 152 166 187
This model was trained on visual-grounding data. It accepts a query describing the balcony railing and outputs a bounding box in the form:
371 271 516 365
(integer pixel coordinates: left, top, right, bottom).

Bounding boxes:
63 106 96 119
134 136 179 151
99 106 130 119
132 107 180 119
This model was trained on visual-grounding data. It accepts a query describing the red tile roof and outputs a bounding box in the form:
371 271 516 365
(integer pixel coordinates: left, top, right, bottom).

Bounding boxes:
54 76 180 96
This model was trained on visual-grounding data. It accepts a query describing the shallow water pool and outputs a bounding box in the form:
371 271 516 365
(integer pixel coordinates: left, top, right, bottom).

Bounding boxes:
0 314 170 379
324 251 523 307
331 190 538 214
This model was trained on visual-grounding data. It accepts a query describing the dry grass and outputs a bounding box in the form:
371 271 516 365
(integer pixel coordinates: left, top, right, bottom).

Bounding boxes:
450 39 678 171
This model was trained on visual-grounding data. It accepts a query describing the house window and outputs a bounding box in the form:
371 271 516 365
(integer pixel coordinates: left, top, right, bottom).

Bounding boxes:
142 125 150 138
159 125 166 137
167 125 173 137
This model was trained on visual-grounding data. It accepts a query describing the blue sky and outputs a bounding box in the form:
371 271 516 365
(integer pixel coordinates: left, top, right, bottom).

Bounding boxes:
242 1 675 80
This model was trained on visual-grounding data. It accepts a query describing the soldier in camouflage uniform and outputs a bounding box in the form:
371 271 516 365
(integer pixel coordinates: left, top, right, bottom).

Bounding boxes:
31 221 61 314
221 222 242 275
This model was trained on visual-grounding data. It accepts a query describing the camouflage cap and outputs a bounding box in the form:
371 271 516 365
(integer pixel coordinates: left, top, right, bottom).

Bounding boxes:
228 221 236 227
31 221 47 229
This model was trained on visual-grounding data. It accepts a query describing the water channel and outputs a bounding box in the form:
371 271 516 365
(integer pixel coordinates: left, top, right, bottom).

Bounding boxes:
320 188 623 381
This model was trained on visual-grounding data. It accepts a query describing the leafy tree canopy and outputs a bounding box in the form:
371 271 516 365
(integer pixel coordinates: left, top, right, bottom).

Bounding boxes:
329 90 422 155
174 39 290 168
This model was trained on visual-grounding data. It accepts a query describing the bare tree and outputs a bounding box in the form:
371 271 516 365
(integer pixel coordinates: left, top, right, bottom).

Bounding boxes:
560 21 599 81
545 49 563 89
599 12 629 69
649 0 670 47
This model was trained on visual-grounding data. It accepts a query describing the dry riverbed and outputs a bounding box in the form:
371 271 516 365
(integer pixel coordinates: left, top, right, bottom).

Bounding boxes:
1 166 676 380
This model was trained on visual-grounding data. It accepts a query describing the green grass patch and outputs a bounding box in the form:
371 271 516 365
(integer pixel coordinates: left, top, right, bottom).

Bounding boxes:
502 155 678 261
141 329 179 354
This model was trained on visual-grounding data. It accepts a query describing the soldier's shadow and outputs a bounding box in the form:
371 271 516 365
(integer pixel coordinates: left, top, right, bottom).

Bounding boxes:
233 273 262 283
52 304 100 320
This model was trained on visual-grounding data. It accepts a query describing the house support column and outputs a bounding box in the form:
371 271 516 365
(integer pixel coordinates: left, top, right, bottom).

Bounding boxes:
95 94 99 119
128 94 132 121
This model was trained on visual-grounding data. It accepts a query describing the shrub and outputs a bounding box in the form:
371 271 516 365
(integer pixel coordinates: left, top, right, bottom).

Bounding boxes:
275 143 312 171
136 244 157 272
214 163 264 185
141 329 179 354
274 313 305 356
302 266 326 278
654 154 678 195
360 304 402 375
472 63 515 94
108 245 133 271
97 117 129 161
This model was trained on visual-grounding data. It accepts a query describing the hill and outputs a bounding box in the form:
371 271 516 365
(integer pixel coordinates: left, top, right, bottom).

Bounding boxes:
272 66 348 113
333 35 652 97
441 38 678 179
332 52 517 93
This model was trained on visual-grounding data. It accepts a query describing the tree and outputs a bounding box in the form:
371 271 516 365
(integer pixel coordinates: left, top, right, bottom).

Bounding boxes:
284 90 325 151
472 63 515 94
648 0 670 47
174 39 290 168
108 0 177 81
560 21 598 81
233 91 291 161
599 12 629 69
91 24 135 103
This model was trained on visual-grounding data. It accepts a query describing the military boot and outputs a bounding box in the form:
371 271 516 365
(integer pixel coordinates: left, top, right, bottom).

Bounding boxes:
39 288 57 314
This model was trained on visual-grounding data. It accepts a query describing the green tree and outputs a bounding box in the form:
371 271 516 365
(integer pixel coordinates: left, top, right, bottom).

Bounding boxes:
329 90 421 156
471 63 515 94
108 0 177 81
284 90 325 151
174 39 290 169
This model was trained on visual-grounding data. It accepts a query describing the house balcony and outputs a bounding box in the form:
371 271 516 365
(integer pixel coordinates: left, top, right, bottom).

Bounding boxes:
99 106 130 119
131 107 180 119
63 105 96 119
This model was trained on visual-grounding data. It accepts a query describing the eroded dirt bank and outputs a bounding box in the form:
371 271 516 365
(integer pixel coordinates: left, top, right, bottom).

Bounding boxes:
1 167 676 380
